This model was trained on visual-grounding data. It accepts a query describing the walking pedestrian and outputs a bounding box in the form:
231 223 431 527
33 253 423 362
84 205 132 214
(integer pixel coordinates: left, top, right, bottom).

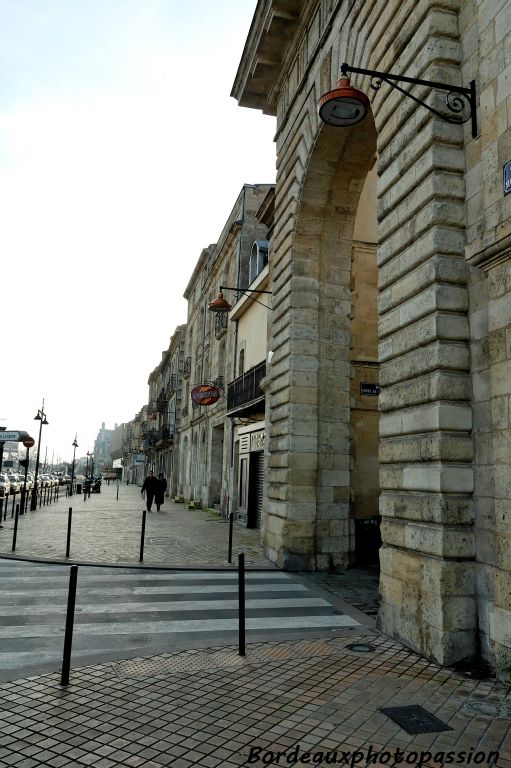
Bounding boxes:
156 473 167 512
141 470 158 512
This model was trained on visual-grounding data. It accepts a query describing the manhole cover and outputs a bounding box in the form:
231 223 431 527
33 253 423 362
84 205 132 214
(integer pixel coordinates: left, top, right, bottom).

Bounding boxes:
379 705 453 734
346 643 376 653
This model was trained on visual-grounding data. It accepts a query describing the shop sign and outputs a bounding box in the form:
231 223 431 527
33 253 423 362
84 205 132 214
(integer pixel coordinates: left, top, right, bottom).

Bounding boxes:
134 454 146 464
504 160 511 196
250 431 265 451
360 383 381 396
191 384 221 406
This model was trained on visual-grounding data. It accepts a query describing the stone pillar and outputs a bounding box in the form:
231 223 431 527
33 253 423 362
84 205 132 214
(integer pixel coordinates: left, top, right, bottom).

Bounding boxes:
376 90 476 661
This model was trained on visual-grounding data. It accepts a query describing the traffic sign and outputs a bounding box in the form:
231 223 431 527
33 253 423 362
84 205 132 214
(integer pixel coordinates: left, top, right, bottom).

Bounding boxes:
0 431 30 442
23 437 35 448
0 432 20 442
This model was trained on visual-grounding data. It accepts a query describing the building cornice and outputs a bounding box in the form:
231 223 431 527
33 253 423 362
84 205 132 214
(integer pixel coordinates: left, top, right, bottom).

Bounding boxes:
231 0 302 115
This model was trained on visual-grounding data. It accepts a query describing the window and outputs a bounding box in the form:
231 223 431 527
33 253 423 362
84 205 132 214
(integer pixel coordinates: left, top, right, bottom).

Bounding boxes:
238 348 245 376
249 241 269 284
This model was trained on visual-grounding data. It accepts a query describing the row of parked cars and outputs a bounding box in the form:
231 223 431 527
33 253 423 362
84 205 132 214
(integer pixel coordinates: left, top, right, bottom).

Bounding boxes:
0 472 71 497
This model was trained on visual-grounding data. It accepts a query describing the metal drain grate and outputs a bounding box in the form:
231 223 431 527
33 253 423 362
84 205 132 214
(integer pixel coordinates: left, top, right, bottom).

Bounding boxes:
379 705 453 734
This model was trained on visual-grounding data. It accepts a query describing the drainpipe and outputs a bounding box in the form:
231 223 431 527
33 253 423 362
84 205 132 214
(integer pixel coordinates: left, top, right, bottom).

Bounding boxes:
227 188 245 517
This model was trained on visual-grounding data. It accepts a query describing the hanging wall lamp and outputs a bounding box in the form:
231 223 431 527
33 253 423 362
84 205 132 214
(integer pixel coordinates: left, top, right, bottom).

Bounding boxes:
318 63 478 138
208 285 273 313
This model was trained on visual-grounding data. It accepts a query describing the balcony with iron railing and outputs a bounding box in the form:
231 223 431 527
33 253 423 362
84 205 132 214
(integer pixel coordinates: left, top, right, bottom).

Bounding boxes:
226 360 266 415
155 424 173 444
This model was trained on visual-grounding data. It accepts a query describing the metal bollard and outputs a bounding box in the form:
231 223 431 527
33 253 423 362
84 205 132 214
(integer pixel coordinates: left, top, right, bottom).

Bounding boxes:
238 552 246 656
139 509 147 562
228 511 234 564
11 493 15 518
65 507 73 559
116 483 119 500
0 497 4 525
11 504 19 552
61 565 78 687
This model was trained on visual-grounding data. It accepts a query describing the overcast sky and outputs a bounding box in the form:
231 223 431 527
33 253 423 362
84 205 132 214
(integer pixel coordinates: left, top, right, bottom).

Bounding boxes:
0 0 276 464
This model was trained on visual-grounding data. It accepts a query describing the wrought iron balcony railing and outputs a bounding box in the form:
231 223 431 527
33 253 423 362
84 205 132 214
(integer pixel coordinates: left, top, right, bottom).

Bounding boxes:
227 361 266 413
155 425 173 443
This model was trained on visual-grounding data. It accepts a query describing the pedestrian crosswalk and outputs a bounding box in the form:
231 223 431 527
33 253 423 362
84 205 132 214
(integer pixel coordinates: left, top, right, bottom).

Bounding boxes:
0 559 361 681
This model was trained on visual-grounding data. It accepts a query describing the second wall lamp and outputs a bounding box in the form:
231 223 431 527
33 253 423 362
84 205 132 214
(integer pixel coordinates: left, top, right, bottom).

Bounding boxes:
208 285 273 313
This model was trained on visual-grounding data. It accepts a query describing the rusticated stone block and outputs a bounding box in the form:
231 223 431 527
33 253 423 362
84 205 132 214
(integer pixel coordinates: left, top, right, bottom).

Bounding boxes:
380 491 474 524
380 402 472 437
379 370 471 411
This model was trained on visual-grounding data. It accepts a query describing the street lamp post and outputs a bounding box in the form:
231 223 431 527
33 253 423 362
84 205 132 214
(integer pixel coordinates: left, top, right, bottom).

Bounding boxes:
30 400 49 511
70 435 78 497
86 451 91 478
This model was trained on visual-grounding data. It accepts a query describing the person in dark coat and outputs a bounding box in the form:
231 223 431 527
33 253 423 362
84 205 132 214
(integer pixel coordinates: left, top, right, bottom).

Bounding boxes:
155 473 167 511
141 471 159 512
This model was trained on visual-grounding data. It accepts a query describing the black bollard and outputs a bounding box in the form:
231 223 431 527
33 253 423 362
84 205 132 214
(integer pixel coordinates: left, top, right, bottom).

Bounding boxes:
11 504 19 552
11 493 15 518
0 497 4 523
238 552 246 656
228 511 234 564
139 509 147 562
61 565 78 687
116 483 119 500
65 507 73 559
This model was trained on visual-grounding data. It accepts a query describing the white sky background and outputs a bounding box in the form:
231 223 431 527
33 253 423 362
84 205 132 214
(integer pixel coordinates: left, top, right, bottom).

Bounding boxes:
0 0 276 464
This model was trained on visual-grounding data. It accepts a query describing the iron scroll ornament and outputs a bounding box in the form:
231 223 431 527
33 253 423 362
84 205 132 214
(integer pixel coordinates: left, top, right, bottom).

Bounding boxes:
341 63 478 138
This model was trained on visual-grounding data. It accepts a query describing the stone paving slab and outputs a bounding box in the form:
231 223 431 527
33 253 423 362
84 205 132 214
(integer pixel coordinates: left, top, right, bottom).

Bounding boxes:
0 483 274 569
0 634 509 767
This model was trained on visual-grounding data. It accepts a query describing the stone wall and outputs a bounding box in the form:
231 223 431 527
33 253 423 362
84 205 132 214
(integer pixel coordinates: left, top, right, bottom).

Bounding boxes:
233 0 511 678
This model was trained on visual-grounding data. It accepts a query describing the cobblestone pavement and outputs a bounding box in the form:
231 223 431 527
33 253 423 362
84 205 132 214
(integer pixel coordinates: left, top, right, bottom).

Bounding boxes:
299 568 380 616
0 634 509 767
0 483 273 569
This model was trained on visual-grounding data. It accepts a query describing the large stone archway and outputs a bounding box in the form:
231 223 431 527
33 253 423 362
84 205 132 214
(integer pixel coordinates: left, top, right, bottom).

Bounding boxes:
265 115 378 571
233 0 475 667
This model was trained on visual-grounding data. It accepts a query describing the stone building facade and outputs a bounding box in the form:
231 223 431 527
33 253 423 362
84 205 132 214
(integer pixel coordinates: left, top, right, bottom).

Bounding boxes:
179 184 273 514
232 0 511 679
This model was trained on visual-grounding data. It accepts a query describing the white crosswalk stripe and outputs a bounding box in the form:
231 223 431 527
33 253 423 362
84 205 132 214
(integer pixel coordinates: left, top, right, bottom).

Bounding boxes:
0 559 361 680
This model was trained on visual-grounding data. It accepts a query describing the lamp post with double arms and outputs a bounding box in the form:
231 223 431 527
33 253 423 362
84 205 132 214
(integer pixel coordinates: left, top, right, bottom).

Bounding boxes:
30 400 49 511
70 435 78 496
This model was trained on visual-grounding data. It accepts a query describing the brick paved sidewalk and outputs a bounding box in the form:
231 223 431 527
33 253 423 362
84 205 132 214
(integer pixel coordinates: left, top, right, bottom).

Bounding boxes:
0 634 509 767
0 483 273 569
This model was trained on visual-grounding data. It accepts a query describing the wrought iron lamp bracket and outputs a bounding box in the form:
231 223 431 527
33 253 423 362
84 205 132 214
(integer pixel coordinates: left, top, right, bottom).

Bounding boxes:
341 63 478 138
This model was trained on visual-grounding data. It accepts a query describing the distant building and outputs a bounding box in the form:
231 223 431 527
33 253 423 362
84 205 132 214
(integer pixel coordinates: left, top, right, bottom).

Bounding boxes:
93 422 115 474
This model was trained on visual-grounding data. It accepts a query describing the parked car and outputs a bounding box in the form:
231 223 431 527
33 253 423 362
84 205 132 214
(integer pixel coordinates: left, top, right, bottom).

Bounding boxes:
40 474 51 488
7 474 21 494
0 475 11 498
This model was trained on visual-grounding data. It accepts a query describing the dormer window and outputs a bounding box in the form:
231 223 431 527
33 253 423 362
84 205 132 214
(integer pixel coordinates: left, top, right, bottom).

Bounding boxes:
249 240 269 284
